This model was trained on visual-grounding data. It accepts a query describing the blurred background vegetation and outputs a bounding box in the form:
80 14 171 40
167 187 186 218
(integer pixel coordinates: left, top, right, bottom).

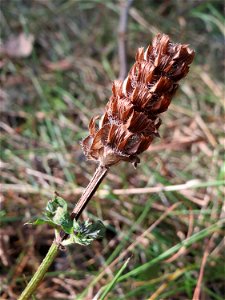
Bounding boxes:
0 0 224 299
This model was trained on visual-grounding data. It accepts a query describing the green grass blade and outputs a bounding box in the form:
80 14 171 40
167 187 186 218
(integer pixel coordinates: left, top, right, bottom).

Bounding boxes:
99 258 130 300
118 219 224 281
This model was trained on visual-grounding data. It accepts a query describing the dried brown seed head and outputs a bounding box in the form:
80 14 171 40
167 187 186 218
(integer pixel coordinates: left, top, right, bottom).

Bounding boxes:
82 34 195 167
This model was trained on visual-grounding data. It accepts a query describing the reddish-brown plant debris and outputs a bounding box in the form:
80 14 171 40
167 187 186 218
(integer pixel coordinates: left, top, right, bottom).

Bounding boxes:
82 34 195 167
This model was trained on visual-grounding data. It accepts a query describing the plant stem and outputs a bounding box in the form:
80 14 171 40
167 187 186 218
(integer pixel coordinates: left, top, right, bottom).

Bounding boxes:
18 242 59 300
18 164 108 300
71 165 108 220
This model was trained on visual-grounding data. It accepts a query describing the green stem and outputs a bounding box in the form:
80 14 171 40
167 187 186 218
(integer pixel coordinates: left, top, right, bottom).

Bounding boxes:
18 242 59 300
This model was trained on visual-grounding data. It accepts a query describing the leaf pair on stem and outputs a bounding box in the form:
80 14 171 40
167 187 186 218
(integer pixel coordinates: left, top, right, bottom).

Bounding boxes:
28 194 105 247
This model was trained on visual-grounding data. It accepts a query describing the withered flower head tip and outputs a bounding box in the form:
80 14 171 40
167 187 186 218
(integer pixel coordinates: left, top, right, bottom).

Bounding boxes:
82 33 195 167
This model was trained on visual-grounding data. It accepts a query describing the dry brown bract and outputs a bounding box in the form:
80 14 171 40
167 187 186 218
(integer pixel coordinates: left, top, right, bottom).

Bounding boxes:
82 34 195 167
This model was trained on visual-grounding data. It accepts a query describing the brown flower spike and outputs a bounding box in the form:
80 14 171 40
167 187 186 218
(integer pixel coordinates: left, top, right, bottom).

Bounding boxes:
82 34 195 167
18 34 195 300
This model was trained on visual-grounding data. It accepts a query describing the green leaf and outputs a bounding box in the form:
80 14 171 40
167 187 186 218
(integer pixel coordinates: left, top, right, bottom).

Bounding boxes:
74 219 105 237
26 195 73 234
46 195 67 218
59 215 73 234
62 220 105 246
25 216 59 229
26 194 105 245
